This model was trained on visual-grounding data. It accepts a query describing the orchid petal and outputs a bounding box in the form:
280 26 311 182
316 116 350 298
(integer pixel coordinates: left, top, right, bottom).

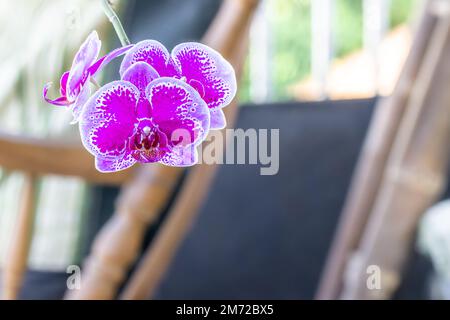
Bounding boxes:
79 81 139 160
67 31 101 100
209 108 227 130
122 61 159 98
146 77 210 149
60 71 69 96
72 31 101 72
122 61 159 119
88 44 134 76
120 40 180 78
95 154 136 173
161 145 199 167
71 83 91 123
171 42 237 110
43 83 72 106
67 58 87 101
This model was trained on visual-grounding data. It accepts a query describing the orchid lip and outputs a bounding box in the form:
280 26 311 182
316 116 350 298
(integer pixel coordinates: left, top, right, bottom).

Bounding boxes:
131 119 168 153
142 126 151 136
130 124 169 163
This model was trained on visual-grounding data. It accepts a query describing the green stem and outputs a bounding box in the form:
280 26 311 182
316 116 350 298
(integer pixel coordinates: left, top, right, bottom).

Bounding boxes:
101 0 131 46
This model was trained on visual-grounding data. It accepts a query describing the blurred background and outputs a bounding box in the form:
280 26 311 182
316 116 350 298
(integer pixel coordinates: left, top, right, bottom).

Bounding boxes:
0 0 449 300
242 0 417 102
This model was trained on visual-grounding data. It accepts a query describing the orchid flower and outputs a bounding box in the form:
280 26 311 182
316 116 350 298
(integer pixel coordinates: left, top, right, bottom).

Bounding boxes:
43 31 132 121
79 61 210 172
119 40 237 130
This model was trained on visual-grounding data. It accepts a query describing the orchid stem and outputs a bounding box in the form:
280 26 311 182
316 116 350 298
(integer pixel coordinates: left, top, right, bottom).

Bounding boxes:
101 0 131 46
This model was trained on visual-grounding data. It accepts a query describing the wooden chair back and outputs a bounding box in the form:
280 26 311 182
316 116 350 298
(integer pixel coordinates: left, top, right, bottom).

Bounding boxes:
318 0 450 299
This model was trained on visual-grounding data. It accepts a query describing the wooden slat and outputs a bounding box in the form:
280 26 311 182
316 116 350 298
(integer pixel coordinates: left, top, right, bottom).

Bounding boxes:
65 166 182 299
1 174 37 300
363 0 390 94
311 0 334 99
342 13 450 299
248 0 271 102
0 132 134 185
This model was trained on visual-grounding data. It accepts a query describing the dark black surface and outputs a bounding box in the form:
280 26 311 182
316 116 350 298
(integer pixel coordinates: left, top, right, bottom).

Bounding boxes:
16 271 68 300
123 0 222 48
154 99 377 299
393 246 434 300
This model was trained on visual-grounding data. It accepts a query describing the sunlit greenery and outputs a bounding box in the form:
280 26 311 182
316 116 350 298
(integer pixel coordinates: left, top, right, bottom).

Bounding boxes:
239 0 418 102
391 0 418 27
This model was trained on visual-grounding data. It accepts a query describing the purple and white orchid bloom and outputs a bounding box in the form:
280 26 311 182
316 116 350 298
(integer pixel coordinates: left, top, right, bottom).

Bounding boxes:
43 31 132 121
79 61 210 172
119 40 237 130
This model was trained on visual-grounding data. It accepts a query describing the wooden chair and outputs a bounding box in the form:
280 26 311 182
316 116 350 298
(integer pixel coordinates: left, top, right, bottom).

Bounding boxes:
317 0 450 299
0 0 260 300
